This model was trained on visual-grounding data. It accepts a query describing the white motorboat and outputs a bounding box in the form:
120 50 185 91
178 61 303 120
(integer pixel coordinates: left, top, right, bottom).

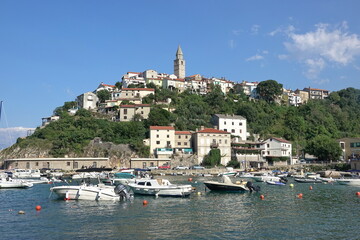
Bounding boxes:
0 178 33 188
336 178 360 186
251 173 280 182
50 183 132 201
128 178 193 197
204 176 255 192
12 169 41 179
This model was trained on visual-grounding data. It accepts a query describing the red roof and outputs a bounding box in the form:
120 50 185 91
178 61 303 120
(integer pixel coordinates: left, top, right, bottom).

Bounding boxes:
101 83 116 88
150 126 175 130
175 131 192 135
122 88 155 91
127 72 141 74
197 128 230 134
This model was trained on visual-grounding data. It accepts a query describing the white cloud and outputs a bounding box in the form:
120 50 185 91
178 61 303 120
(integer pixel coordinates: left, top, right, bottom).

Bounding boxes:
246 54 264 61
0 127 35 150
284 22 360 79
262 50 269 54
269 25 295 36
232 30 242 36
251 24 260 35
278 54 288 60
303 58 326 79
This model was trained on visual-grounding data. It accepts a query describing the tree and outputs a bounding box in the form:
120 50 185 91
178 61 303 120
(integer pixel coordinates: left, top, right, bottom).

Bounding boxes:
147 107 175 127
97 90 111 103
305 135 342 162
115 81 122 89
256 80 283 103
202 149 221 167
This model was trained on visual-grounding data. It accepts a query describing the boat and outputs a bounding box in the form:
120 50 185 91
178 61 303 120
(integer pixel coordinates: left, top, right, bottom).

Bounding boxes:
72 167 113 180
50 182 132 201
336 179 360 186
266 180 286 186
128 178 193 197
251 172 280 182
0 178 33 188
12 169 41 179
294 178 323 183
204 175 260 192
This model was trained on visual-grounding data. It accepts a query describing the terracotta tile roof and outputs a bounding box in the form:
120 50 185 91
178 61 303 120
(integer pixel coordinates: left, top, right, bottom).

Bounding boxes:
122 88 155 91
303 87 329 92
175 131 192 135
127 72 141 74
150 126 175 130
101 83 116 88
197 128 230 134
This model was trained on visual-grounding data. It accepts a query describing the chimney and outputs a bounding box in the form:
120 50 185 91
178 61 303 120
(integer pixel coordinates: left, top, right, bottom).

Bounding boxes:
200 126 205 130
214 126 218 130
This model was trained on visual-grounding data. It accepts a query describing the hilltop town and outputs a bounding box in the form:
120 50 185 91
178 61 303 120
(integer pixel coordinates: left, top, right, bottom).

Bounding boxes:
1 46 360 171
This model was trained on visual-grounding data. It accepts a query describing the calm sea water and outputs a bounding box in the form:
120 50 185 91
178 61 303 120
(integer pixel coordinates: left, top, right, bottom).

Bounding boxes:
1 176 359 240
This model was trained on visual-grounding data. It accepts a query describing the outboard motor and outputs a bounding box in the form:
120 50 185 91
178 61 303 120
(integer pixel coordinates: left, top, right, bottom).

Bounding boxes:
114 184 132 201
280 177 288 183
246 181 261 192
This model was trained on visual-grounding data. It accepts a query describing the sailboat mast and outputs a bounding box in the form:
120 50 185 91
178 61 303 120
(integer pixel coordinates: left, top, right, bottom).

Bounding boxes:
0 101 2 122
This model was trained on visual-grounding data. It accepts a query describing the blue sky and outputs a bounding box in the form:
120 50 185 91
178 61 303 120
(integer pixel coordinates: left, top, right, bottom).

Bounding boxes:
1 0 360 138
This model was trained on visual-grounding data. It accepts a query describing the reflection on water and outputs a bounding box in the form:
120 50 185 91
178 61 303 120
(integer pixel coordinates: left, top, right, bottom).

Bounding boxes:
1 176 360 239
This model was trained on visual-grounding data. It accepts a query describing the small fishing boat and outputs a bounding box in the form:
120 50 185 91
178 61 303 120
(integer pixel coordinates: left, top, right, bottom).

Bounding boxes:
128 178 192 197
204 176 260 192
0 178 33 188
336 178 360 186
50 183 132 201
294 178 323 183
266 180 286 186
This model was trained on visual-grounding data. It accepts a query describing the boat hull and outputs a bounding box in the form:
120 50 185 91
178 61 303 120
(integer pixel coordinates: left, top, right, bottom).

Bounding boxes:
252 176 280 182
294 178 322 183
336 179 360 186
266 181 286 186
204 181 248 192
0 180 33 188
50 185 121 201
129 185 192 197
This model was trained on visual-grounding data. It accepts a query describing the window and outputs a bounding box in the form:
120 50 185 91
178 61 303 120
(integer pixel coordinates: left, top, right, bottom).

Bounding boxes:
232 122 234 125
267 144 270 148
225 139 228 144
178 142 181 146
156 141 160 144
141 111 144 114
26 162 30 169
74 162 78 169
224 129 227 132
67 162 70 166
167 135 169 138
185 136 188 139
143 162 147 168
184 142 188 146
93 162 97 168
15 163 18 167
124 109 127 114
224 121 226 125
138 182 145 186
35 162 39 167
124 116 127 119
231 129 235 133
156 134 159 138
267 151 270 155
167 141 171 146
212 139 216 144
239 122 242 126
219 139 222 144
146 182 152 186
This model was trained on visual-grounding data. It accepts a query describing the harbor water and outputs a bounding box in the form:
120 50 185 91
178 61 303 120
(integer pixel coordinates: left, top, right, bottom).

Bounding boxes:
1 176 360 240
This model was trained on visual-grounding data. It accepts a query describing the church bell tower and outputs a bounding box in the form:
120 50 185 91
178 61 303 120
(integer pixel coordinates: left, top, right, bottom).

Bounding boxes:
174 45 186 79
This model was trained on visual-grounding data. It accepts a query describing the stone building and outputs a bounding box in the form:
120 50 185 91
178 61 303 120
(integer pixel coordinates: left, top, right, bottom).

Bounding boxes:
174 45 185 79
193 127 231 166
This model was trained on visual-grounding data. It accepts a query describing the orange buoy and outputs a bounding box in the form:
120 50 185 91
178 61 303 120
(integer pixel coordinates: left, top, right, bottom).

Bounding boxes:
309 186 313 190
143 200 148 205
356 192 360 196
260 195 265 200
35 205 42 211
188 178 193 182
297 193 303 198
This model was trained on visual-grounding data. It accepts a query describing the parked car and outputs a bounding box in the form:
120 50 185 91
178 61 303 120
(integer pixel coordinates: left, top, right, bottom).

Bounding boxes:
190 165 205 170
147 166 158 170
173 166 189 170
158 164 171 170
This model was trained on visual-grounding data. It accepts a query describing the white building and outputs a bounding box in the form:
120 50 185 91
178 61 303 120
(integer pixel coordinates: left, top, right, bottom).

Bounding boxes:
77 92 99 110
149 126 175 158
96 83 116 93
193 127 231 166
212 114 247 141
261 137 292 165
